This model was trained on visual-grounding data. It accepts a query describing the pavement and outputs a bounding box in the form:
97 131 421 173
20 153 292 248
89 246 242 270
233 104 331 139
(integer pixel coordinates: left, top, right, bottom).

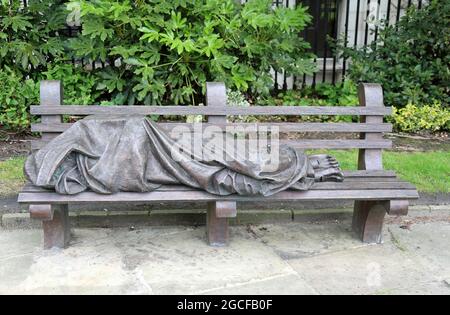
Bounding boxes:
0 207 449 295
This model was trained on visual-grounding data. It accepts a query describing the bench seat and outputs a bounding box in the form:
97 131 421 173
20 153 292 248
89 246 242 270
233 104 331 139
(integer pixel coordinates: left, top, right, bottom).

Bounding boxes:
19 171 418 204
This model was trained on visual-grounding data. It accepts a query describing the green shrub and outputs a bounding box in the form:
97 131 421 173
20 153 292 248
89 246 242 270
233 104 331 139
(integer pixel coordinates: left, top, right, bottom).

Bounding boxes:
0 67 38 131
311 80 358 106
392 102 450 133
260 80 358 106
41 62 99 105
0 0 70 131
0 0 67 77
337 0 449 108
0 61 100 130
67 0 315 105
259 81 358 122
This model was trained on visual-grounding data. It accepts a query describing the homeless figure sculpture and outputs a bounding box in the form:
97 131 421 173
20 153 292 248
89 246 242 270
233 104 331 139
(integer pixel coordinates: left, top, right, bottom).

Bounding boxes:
25 116 344 196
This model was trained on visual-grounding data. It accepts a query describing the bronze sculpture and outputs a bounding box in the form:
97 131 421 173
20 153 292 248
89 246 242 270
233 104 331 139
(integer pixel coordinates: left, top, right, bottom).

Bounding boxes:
25 115 343 196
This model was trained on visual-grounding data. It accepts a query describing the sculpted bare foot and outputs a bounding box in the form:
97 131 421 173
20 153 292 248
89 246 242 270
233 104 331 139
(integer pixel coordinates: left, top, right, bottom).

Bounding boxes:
308 154 344 182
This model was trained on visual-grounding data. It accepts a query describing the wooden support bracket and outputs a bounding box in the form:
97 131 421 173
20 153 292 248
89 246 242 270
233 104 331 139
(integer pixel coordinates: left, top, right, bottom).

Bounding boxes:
29 204 54 221
384 200 409 216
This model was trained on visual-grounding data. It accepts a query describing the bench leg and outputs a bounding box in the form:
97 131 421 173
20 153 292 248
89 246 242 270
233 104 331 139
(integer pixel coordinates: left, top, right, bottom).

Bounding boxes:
206 201 237 247
43 205 70 249
352 201 386 244
30 204 70 249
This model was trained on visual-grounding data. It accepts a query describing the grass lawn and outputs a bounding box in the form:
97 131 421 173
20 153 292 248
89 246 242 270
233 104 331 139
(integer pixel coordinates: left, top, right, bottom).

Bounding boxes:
310 150 450 193
0 151 448 196
0 156 26 196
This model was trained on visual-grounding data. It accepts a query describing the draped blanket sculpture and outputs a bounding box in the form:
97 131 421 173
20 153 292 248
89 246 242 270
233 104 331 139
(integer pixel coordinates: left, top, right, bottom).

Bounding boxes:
25 116 343 196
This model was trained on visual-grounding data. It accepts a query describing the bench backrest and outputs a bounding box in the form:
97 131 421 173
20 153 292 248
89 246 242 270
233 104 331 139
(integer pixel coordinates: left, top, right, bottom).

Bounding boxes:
31 81 391 171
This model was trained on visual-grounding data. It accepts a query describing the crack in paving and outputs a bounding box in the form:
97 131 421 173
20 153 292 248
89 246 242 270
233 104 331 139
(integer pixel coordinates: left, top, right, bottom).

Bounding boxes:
387 227 408 252
193 271 299 295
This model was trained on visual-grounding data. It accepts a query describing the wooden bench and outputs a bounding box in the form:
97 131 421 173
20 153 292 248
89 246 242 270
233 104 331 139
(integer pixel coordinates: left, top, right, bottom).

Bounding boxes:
18 80 419 249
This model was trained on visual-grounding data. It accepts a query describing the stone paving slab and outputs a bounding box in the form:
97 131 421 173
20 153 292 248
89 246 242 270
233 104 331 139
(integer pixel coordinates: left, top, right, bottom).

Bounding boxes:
372 280 450 295
131 228 296 295
0 211 449 295
286 241 440 295
246 220 365 259
387 222 450 280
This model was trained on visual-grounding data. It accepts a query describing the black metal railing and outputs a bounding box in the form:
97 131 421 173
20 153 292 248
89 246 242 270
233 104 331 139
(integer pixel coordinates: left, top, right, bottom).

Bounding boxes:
273 0 427 90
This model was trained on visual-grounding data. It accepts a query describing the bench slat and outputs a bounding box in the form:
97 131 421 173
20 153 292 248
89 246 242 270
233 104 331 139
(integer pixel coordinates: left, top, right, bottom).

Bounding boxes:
283 139 392 149
31 105 392 116
20 180 415 194
21 170 397 192
19 171 407 194
31 139 392 150
17 188 419 204
31 122 393 133
21 178 404 192
343 170 396 177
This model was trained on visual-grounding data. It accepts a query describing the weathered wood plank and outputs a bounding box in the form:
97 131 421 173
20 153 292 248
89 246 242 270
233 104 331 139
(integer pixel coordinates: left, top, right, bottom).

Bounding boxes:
20 170 400 192
315 181 414 190
344 170 396 177
283 139 392 149
333 177 403 182
18 189 419 204
31 105 392 116
357 83 385 170
20 181 415 194
31 122 393 133
31 138 393 151
205 82 230 246
39 81 63 143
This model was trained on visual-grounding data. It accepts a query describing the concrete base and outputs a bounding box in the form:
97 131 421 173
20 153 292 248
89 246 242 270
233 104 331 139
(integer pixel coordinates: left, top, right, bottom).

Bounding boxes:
2 205 448 230
3 192 450 216
0 208 449 295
